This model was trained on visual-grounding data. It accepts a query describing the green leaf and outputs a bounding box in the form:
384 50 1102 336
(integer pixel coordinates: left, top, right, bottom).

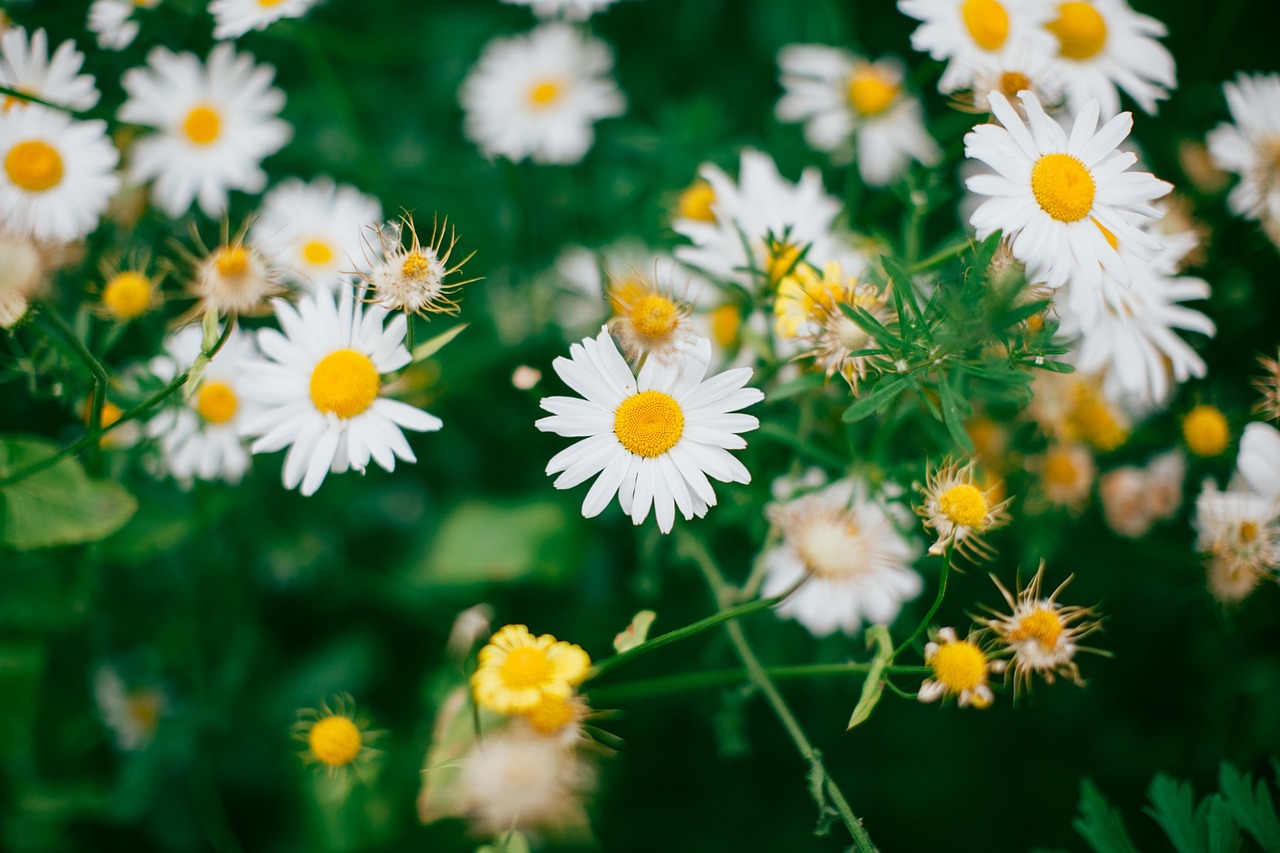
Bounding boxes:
937 378 974 454
839 301 903 349
1031 358 1076 374
1219 764 1280 851
846 625 893 730
411 323 468 362
1074 779 1140 853
881 254 924 325
841 375 908 423
0 436 137 550
1145 774 1203 853
1204 795 1242 853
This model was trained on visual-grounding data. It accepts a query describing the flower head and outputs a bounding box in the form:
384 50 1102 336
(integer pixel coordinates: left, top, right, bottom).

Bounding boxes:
917 627 1006 709
1033 442 1096 512
780 261 893 390
472 625 590 715
916 458 1012 560
293 694 377 777
457 727 596 835
606 271 698 365
359 213 476 317
1208 73 1280 228
1183 404 1230 458
209 0 321 40
87 0 160 51
1193 480 1280 603
0 228 45 328
0 27 100 112
185 226 282 318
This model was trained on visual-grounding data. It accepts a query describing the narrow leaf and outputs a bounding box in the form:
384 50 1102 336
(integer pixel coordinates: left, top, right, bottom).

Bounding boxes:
847 625 893 730
412 323 468 362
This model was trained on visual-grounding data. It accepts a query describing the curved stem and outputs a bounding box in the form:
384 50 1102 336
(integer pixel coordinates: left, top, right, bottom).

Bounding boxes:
35 303 109 470
587 663 933 705
892 547 952 659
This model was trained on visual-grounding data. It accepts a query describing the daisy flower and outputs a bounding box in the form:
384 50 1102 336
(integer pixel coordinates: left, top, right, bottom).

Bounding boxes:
1207 73 1280 226
1097 450 1184 538
146 324 257 485
1032 442 1095 512
0 106 120 243
210 0 321 41
775 48 941 186
357 213 476 317
977 562 1100 693
1193 480 1280 603
501 0 621 19
97 259 163 322
897 0 1056 95
759 476 923 638
917 627 1006 709
459 22 625 165
293 694 378 778
249 177 381 294
87 0 160 51
535 329 764 533
606 272 698 365
184 229 283 317
916 458 1012 559
958 39 1069 113
1238 421 1280 500
1045 0 1175 119
471 625 590 715
457 728 595 836
118 44 291 217
93 667 166 752
0 27 100 112
516 694 590 745
964 90 1172 292
552 241 697 340
0 228 45 328
238 287 443 496
1182 404 1230 458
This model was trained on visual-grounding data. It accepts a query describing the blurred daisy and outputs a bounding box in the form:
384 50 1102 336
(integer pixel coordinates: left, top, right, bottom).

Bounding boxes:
210 0 321 40
185 230 282 317
147 324 257 485
553 241 696 340
960 40 1069 112
0 228 45 328
0 107 120 243
1045 0 1175 119
760 476 922 637
917 627 1005 709
517 694 590 745
457 728 595 836
358 213 476 316
293 695 377 778
536 328 763 533
87 0 160 51
1182 404 1230 458
1207 73 1280 226
776 48 940 186
1098 450 1184 538
897 0 1056 94
0 27 100 111
239 287 443 496
1193 480 1280 603
119 44 291 217
964 90 1171 292
607 273 698 365
97 259 163 322
472 624 590 715
93 667 166 751
916 458 1011 559
1238 421 1280 499
501 0 621 19
459 22 625 165
249 177 381 293
1033 442 1095 512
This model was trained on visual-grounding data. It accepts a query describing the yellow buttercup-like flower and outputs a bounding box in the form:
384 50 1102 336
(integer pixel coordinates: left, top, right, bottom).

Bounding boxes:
472 625 591 715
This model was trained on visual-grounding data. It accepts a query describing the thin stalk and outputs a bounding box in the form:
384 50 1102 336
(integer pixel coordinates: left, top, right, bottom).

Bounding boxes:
35 304 110 470
906 237 972 274
892 547 952 659
587 663 933 705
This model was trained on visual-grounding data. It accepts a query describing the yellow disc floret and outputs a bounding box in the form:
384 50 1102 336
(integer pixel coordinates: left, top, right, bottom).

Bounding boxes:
998 70 1032 99
521 695 579 736
1047 1 1108 61
196 381 238 424
400 251 432 280
307 715 362 768
930 639 988 692
214 245 249 278
1008 607 1064 649
472 625 591 715
302 240 334 266
1183 404 1229 457
939 483 989 528
1031 153 1095 222
183 105 222 146
961 0 1011 51
627 293 679 339
677 180 717 222
614 391 684 458
5 140 63 192
528 80 563 109
847 69 898 117
102 271 153 320
310 349 380 419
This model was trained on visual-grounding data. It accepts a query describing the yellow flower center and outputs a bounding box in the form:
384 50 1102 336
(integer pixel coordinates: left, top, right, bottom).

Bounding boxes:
1031 153 1095 222
527 79 563 109
215 246 249 278
309 349 380 419
962 0 1010 51
1009 607 1064 649
1048 1 1108 60
1182 405 1229 457
302 239 334 266
4 140 63 192
1068 389 1127 451
522 695 578 735
998 70 1031 99
1041 447 1079 488
402 251 434 279
102 271 153 320
182 105 222 146
939 483 989 528
614 391 684 458
765 241 803 282
1240 521 1259 543
307 715 361 767
709 304 742 349
931 640 987 692
607 277 647 314
196 380 238 424
258 0 286 6
627 293 679 339
126 692 161 735
847 69 898 117
499 646 553 689
678 180 717 222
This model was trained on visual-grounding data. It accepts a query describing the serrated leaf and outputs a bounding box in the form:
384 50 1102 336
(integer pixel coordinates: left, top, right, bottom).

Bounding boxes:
1145 774 1202 853
1074 779 1140 853
411 323 468 362
1219 764 1280 851
847 625 893 730
0 436 137 550
1205 795 1242 853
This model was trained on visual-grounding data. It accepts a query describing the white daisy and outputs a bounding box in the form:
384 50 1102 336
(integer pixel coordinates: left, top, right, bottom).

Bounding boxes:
1207 73 1280 226
1238 421 1280 500
210 0 321 41
0 106 120 243
897 0 1056 94
249 177 381 293
535 328 763 533
0 26 100 112
775 47 941 185
146 324 258 485
0 227 45 328
87 0 161 51
1098 449 1184 538
457 729 594 836
960 38 1069 112
238 287 443 496
759 476 922 637
964 90 1172 292
357 213 476 317
459 22 626 165
501 0 621 20
118 44 291 218
1044 0 1175 118
1193 480 1280 600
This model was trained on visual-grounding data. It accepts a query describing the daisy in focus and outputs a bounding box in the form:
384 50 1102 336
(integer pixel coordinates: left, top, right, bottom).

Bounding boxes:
293 695 377 778
358 213 476 317
249 177 381 294
0 106 120 243
87 0 160 51
238 287 443 496
146 324 257 486
759 475 922 638
916 458 1012 559
118 44 291 217
471 624 590 715
1207 73 1280 229
459 22 625 165
917 627 1005 709
964 90 1172 292
775 47 941 186
536 328 763 533
0 27 100 112
209 0 321 41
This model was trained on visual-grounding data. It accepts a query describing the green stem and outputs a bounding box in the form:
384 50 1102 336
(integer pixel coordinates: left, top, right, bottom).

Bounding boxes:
35 303 109 470
906 237 972 274
892 547 952 659
587 663 933 705
0 84 84 116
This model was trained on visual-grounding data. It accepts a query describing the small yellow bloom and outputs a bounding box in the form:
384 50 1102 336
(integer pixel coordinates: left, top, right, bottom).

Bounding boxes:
606 274 695 365
293 694 376 777
472 625 591 715
1182 404 1230 457
916 459 1012 560
917 627 1005 709
101 270 158 321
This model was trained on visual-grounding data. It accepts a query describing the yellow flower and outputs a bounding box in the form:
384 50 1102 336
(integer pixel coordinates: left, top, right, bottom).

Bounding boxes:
1182 404 1230 457
293 694 376 777
917 627 1005 709
472 625 591 715
606 273 695 365
916 458 1012 560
